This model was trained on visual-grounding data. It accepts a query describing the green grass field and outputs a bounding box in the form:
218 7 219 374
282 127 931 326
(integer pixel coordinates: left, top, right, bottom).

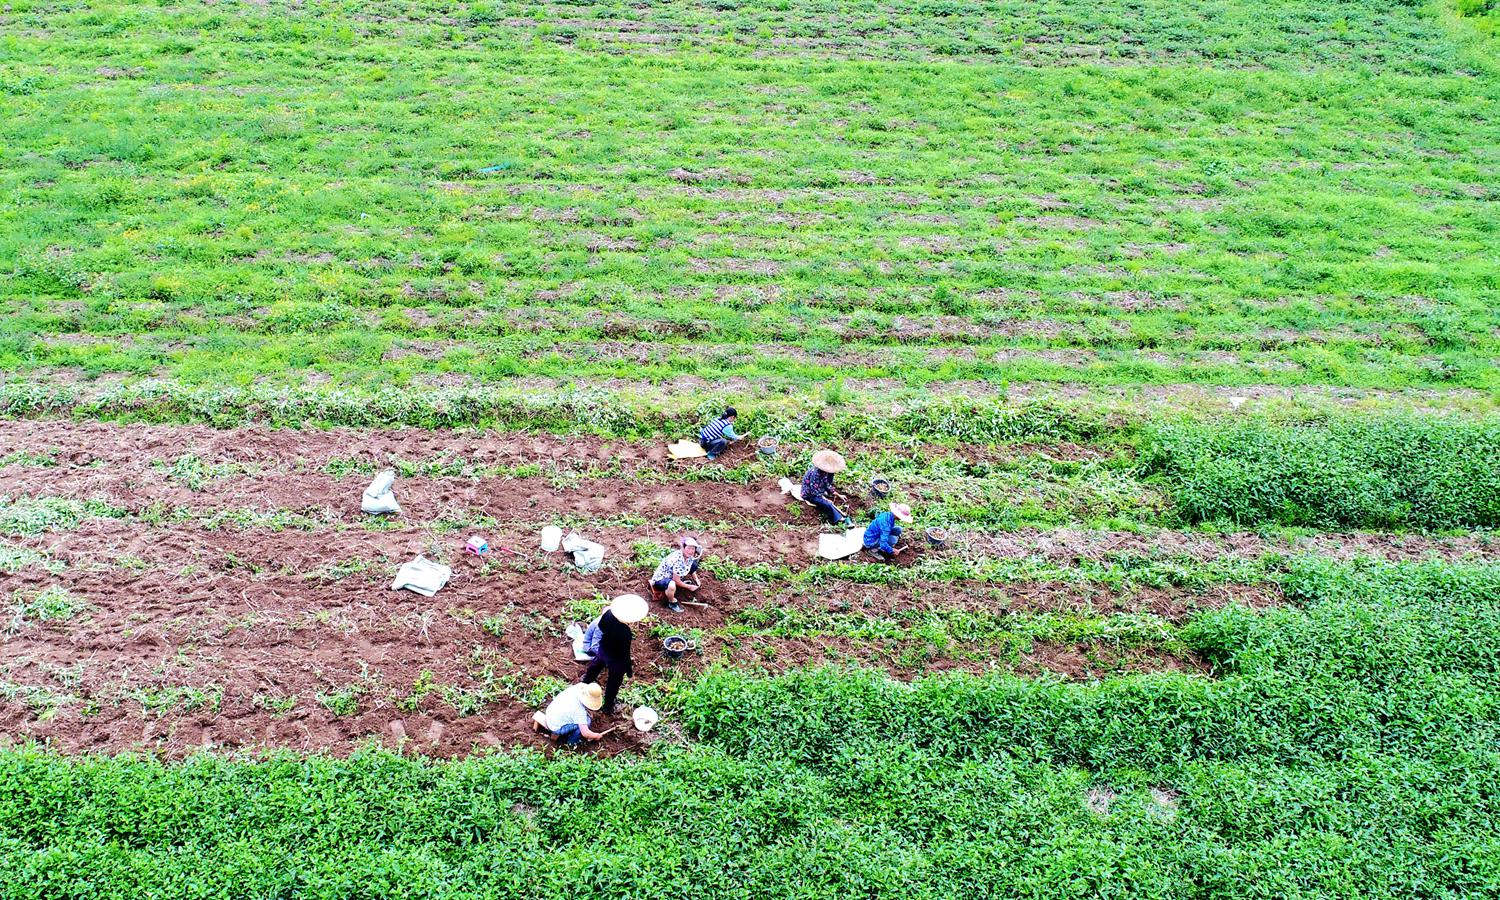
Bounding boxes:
1 1 1498 897
2 0 1498 403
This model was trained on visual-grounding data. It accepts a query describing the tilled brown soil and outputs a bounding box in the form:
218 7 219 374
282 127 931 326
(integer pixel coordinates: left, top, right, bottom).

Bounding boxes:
5 419 1492 565
0 514 1255 759
0 420 1484 759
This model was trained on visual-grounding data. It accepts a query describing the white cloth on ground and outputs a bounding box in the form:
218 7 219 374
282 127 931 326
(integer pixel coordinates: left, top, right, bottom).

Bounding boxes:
817 528 867 560
389 556 452 596
668 440 708 459
561 531 606 574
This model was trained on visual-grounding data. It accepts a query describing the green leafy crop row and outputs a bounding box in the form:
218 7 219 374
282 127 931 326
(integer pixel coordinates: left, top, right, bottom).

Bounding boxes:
0 560 1497 898
680 559 1500 765
0 378 1115 443
1141 415 1500 529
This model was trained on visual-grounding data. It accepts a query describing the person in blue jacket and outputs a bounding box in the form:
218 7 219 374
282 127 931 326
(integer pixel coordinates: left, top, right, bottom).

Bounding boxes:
698 407 742 459
863 503 913 562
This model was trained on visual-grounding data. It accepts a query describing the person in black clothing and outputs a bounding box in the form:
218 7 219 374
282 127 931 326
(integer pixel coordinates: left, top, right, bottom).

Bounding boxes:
582 593 648 712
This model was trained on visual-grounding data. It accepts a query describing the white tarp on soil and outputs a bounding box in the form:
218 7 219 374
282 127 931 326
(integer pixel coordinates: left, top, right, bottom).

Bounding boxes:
817 528 867 560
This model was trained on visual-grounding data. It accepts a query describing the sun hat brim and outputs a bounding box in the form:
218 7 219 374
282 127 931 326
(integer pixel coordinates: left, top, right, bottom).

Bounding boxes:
812 450 847 474
611 593 649 624
892 504 913 523
580 685 605 710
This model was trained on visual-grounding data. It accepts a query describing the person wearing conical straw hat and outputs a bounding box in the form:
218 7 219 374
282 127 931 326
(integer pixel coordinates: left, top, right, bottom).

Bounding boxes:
863 502 914 562
801 449 850 526
582 593 648 714
531 682 606 747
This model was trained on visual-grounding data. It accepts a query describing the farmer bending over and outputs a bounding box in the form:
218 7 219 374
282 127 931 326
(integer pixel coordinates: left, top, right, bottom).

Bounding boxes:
698 407 742 460
802 450 850 526
531 682 606 747
863 503 913 562
582 593 647 713
651 535 702 613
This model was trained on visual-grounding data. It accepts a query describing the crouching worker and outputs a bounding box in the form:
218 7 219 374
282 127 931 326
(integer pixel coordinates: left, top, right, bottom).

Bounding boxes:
583 593 647 713
531 682 606 747
863 503 913 562
698 407 742 460
651 535 702 613
802 450 850 526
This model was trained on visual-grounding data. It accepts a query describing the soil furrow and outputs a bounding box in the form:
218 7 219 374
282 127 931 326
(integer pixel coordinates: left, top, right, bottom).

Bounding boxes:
0 511 1253 758
3 419 1494 563
0 418 1487 759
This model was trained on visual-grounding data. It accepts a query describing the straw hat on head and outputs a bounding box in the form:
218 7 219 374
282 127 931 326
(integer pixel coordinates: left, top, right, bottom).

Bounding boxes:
891 503 913 523
680 535 702 550
610 593 648 624
812 450 847 474
578 683 605 711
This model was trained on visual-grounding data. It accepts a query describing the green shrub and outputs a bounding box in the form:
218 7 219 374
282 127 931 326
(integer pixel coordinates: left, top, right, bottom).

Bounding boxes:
1139 415 1500 529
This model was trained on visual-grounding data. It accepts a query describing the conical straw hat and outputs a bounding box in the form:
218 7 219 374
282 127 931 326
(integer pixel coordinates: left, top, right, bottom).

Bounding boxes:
812 450 846 474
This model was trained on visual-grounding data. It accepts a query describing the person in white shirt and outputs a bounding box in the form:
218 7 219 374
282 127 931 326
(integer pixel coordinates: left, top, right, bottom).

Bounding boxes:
651 535 702 612
531 682 606 747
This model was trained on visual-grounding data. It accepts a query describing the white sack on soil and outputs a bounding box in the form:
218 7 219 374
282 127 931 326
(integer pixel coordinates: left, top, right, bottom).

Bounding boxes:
817 528 867 560
565 621 598 661
362 469 400 514
390 556 452 596
561 531 606 574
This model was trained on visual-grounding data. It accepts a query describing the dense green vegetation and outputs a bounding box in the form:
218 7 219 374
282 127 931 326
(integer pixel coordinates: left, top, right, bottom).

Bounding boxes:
1 1 1497 896
1141 415 1500 528
1 0 1497 399
1 560 1497 898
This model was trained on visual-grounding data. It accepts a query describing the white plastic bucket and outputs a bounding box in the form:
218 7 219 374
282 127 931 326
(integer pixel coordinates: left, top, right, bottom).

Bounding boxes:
541 525 563 552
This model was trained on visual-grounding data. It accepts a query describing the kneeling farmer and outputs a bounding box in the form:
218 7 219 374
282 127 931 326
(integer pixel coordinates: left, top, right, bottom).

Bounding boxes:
698 407 742 459
532 682 607 746
863 503 913 562
652 536 702 613
802 450 850 526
